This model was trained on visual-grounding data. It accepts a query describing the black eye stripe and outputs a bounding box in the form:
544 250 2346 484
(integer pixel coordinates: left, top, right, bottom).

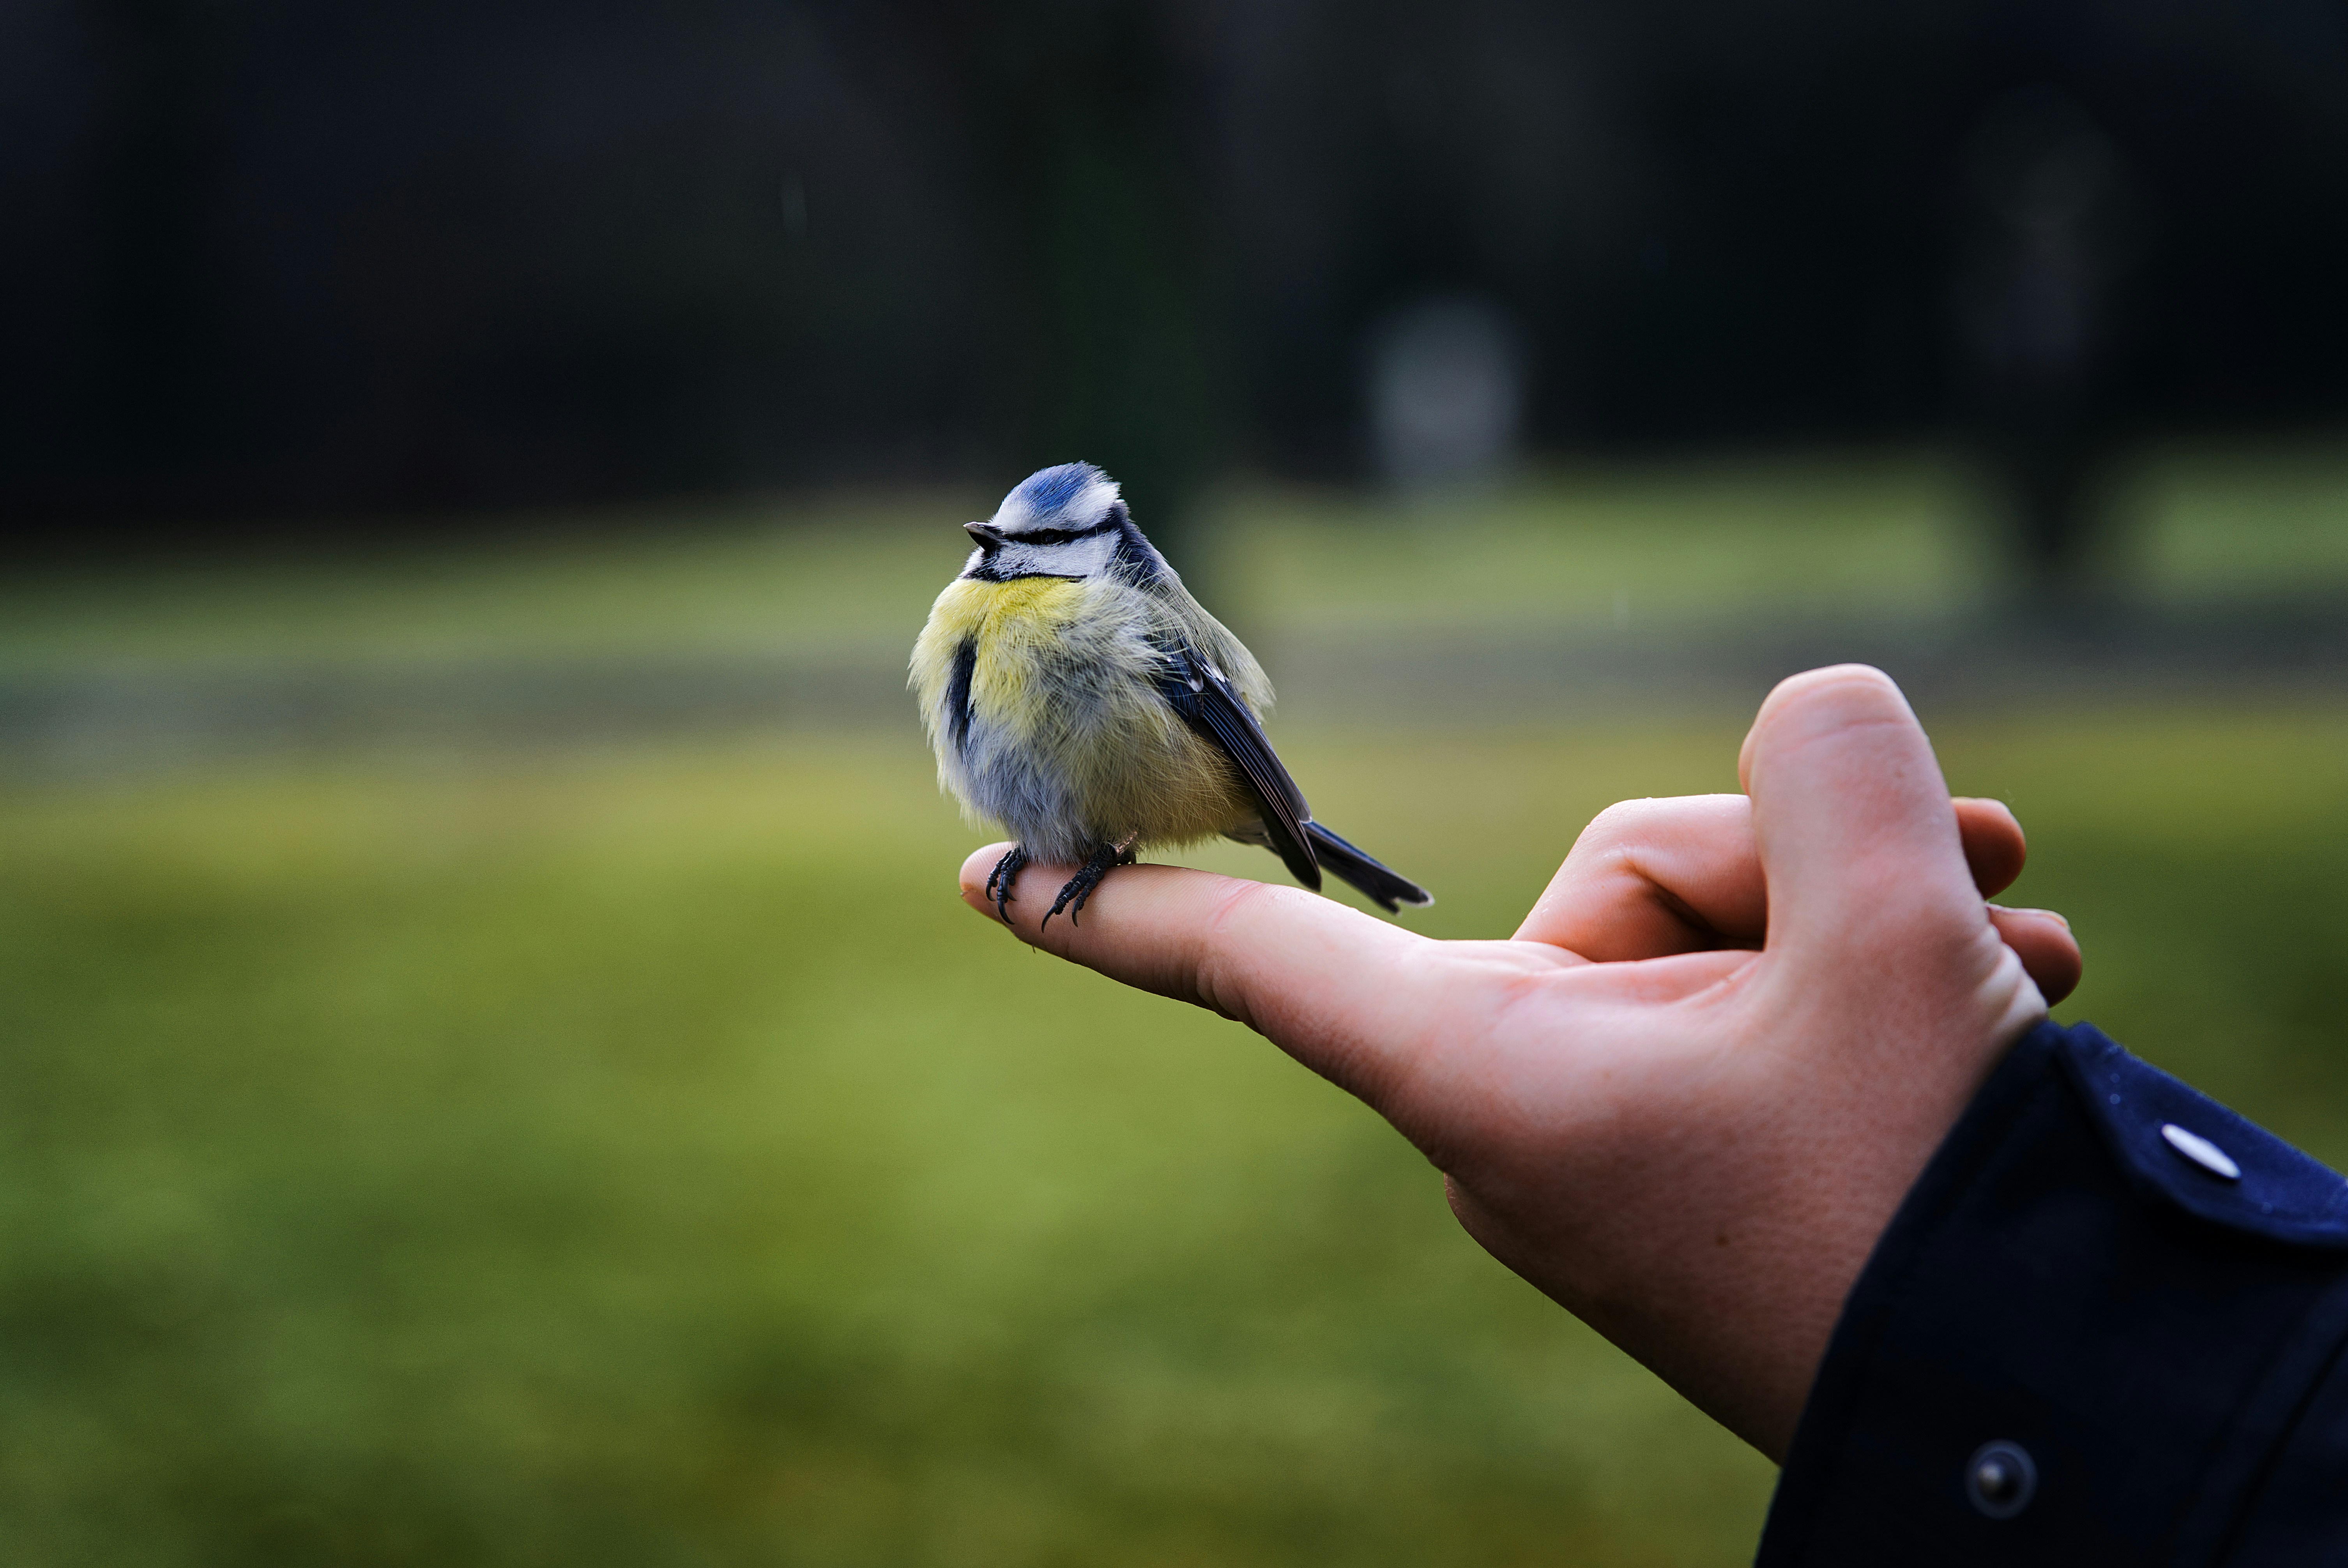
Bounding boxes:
1008 518 1121 547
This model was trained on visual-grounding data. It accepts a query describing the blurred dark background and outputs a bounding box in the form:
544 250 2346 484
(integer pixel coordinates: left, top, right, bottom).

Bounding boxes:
8 0 2347 573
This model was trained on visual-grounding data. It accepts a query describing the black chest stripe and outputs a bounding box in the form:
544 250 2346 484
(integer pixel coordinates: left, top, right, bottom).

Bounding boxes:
945 638 976 750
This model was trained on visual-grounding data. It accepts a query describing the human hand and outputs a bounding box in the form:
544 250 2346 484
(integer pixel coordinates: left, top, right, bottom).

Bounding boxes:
958 666 2081 1459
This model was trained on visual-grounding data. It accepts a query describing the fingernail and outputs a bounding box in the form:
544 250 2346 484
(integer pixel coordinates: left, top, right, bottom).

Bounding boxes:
1990 904 2070 931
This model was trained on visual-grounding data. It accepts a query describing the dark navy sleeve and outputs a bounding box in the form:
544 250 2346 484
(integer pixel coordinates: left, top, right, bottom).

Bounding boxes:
1757 1019 2348 1566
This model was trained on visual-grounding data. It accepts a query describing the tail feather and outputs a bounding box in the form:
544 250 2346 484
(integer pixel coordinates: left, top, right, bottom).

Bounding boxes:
1303 821 1432 913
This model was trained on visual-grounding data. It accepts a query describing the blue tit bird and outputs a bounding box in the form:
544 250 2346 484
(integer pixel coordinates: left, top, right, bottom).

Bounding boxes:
911 462 1433 929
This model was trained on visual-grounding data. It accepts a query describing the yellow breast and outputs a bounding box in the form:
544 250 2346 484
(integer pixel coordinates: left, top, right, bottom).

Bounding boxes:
910 576 1090 734
911 572 1266 853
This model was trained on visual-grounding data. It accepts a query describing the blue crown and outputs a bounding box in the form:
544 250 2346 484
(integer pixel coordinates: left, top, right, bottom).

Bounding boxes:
1010 462 1113 523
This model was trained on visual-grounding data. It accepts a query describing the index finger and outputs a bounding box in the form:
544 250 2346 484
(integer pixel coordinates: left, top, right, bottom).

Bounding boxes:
959 844 1488 1107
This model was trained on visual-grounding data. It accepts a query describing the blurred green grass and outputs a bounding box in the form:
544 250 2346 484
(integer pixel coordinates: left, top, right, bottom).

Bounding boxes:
6 441 2346 672
7 703 2348 1567
5 445 2347 1564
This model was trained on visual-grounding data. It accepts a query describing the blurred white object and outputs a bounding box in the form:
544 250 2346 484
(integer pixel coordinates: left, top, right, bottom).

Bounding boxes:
1367 295 1526 489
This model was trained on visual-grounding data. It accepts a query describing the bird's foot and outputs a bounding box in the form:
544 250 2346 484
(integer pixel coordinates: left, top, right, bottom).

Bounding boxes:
1043 836 1136 932
985 845 1029 926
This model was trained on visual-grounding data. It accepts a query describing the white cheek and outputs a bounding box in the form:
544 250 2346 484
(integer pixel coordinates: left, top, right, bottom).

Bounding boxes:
994 533 1117 577
1066 534 1117 576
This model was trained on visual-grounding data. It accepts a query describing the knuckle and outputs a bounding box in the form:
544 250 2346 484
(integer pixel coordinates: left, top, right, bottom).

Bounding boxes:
1572 797 1667 856
1762 665 1909 731
1750 666 1921 774
1770 662 1899 703
1191 877 1281 1023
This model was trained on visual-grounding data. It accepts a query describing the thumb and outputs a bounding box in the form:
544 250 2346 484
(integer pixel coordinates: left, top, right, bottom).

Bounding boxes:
1736 666 1980 962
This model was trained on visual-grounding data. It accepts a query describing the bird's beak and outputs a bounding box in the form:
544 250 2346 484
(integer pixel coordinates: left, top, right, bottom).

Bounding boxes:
964 523 1006 549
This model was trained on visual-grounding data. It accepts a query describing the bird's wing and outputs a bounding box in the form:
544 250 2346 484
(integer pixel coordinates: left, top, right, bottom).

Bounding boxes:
1155 639 1321 890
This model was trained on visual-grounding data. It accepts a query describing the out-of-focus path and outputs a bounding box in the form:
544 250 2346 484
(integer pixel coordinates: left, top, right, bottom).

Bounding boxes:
7 598 2346 781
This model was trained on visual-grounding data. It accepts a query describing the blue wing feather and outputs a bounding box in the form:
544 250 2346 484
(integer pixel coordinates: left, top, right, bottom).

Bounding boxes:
1154 641 1321 890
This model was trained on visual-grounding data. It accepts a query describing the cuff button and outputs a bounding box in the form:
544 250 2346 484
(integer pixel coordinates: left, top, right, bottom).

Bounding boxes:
1965 1440 2037 1520
2161 1123 2243 1181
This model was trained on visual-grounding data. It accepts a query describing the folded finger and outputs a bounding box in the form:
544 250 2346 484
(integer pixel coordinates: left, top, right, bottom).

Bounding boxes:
1954 797 2028 899
1738 665 1975 959
1514 795 1762 958
1518 790 2043 962
1989 906 2082 1004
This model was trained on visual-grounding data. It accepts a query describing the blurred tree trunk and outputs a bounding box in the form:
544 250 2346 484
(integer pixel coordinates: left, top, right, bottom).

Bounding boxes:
1950 87 2140 588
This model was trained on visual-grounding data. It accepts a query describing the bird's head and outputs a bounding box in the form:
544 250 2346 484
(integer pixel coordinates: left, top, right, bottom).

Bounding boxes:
961 462 1133 581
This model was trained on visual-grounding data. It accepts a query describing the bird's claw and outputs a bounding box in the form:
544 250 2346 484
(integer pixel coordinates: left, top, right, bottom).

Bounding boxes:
985 845 1029 927
1041 840 1137 933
